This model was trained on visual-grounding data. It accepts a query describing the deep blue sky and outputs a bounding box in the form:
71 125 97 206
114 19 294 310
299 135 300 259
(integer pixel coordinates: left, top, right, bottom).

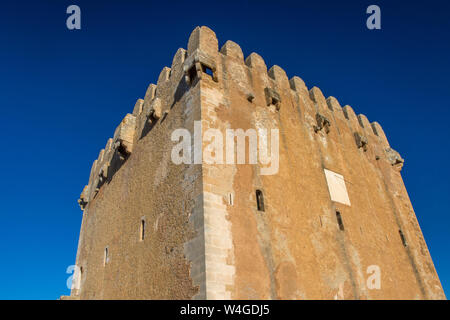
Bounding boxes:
0 0 448 299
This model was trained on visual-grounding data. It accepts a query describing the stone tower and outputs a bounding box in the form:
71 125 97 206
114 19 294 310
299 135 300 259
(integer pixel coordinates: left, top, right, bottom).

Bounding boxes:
67 26 445 300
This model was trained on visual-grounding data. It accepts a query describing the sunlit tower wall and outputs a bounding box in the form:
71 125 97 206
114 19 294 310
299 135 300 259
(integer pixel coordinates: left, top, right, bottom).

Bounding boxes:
65 26 445 300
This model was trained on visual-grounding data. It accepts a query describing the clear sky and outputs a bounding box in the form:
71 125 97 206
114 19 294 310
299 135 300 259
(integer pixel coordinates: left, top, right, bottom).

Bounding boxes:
0 0 448 299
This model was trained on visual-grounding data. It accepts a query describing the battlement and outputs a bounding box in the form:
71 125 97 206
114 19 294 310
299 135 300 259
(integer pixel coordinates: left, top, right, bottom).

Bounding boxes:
78 25 404 210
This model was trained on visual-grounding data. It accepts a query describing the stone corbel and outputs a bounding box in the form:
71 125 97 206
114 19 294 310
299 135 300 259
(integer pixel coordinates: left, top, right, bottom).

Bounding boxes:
78 185 90 210
385 148 404 171
114 139 131 160
183 49 218 84
354 132 368 151
264 87 281 110
149 97 163 120
314 113 331 134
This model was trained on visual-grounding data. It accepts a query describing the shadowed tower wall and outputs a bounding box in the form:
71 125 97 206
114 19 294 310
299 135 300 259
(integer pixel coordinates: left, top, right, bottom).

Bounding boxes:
67 26 445 300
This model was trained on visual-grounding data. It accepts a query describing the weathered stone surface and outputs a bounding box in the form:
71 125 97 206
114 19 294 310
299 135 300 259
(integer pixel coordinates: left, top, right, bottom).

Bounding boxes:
264 87 281 109
144 84 157 102
357 114 369 129
314 113 331 134
69 26 445 301
78 185 89 210
150 97 162 119
371 121 390 147
183 49 218 85
244 52 267 71
343 105 357 121
220 40 244 61
187 26 218 56
289 76 307 92
132 99 144 116
309 86 326 104
113 113 136 154
326 96 340 111
385 147 404 170
268 65 289 86
157 67 171 86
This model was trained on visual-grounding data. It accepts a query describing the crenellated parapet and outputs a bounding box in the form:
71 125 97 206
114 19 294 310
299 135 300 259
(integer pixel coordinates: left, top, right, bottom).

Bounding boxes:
79 113 138 209
180 27 405 176
78 51 193 210
78 25 403 211
113 114 137 156
70 25 445 302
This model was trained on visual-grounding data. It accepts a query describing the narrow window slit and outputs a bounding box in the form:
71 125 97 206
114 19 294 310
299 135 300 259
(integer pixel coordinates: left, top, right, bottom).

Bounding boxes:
140 219 145 241
399 229 407 247
256 190 265 212
227 192 234 206
104 247 109 266
336 211 345 231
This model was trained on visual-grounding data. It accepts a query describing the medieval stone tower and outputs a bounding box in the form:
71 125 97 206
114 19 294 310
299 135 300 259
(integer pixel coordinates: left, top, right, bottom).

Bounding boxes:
67 26 445 300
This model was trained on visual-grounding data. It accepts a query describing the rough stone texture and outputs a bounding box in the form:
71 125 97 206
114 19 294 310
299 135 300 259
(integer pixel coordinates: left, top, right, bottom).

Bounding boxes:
71 35 202 299
70 26 445 300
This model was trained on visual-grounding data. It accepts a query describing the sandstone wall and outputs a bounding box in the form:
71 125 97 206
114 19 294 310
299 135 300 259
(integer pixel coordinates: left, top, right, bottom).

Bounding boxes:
194 26 444 299
70 26 445 300
72 45 203 299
